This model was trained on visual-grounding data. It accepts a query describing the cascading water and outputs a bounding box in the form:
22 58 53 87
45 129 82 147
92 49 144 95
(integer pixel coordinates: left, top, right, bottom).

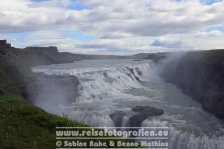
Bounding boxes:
32 59 224 149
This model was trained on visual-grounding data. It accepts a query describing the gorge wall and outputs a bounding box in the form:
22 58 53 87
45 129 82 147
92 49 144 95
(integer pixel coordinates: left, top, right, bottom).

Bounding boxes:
0 45 81 105
159 50 224 119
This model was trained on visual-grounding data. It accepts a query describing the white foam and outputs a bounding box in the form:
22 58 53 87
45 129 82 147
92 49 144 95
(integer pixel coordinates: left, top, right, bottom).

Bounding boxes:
32 59 224 149
32 60 151 124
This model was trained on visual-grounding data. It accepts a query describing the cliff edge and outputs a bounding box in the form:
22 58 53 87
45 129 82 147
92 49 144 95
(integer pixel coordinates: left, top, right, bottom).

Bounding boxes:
159 50 224 119
0 41 85 148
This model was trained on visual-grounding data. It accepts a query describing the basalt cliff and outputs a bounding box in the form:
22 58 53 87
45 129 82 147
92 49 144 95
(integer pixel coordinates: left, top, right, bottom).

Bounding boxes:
159 50 224 119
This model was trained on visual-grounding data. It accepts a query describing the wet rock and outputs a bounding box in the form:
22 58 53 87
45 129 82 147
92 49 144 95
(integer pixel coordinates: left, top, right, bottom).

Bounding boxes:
129 114 146 127
130 106 164 127
141 106 164 116
134 76 141 82
103 72 108 78
132 106 164 115
110 111 126 127
125 67 141 82
103 72 113 83
135 68 142 76
132 106 147 112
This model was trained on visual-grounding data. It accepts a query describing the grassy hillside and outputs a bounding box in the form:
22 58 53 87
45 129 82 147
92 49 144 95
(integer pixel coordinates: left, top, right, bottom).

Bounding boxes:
0 93 86 149
0 48 88 148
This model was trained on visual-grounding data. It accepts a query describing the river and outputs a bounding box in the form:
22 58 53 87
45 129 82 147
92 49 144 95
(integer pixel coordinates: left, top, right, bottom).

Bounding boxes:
32 59 224 149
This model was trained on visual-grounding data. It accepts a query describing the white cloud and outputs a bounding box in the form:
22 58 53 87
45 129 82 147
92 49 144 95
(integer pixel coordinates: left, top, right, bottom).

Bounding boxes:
151 38 187 49
195 30 223 37
0 0 224 54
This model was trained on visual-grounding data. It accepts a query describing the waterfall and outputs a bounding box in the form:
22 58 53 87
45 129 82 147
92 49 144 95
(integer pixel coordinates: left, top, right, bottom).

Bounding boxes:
32 59 224 149
32 60 151 126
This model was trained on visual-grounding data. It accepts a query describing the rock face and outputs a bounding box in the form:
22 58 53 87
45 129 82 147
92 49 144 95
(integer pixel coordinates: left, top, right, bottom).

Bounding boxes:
129 106 164 127
0 40 12 49
0 42 82 104
159 50 224 119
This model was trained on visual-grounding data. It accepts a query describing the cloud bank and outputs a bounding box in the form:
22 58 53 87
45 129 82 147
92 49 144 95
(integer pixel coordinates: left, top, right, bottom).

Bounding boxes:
0 0 224 54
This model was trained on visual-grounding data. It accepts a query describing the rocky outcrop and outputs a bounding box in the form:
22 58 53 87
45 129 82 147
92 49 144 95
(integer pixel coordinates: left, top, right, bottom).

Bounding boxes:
159 50 224 119
0 42 82 103
129 106 164 127
0 40 13 49
110 106 164 128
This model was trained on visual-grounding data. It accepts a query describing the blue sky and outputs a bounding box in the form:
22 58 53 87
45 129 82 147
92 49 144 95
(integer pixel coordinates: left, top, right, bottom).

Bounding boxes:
5 32 96 42
201 0 224 5
65 33 96 42
31 0 90 10
31 0 223 5
0 0 224 54
205 26 224 31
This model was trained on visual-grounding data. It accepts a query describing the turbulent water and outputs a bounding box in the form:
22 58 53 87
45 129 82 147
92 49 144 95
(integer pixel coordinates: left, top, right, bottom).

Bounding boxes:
32 59 224 149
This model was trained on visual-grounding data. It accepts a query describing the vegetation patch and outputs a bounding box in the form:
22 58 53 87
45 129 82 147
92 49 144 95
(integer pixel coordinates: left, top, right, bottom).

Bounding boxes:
0 93 87 149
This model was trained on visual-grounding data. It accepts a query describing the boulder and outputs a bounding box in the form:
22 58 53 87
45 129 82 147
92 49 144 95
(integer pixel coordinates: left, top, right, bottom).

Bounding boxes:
132 106 164 116
129 114 146 127
129 106 164 127
109 106 164 128
132 106 147 112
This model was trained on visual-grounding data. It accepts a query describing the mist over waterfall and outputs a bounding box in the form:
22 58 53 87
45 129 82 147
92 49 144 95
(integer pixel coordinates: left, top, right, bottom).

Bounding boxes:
32 59 224 149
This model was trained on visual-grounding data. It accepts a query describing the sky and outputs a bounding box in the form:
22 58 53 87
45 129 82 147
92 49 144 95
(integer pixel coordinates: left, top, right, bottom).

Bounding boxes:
0 0 224 55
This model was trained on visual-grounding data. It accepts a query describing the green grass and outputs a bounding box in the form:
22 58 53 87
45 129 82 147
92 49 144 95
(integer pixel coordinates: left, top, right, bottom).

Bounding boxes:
0 94 143 149
0 93 87 149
